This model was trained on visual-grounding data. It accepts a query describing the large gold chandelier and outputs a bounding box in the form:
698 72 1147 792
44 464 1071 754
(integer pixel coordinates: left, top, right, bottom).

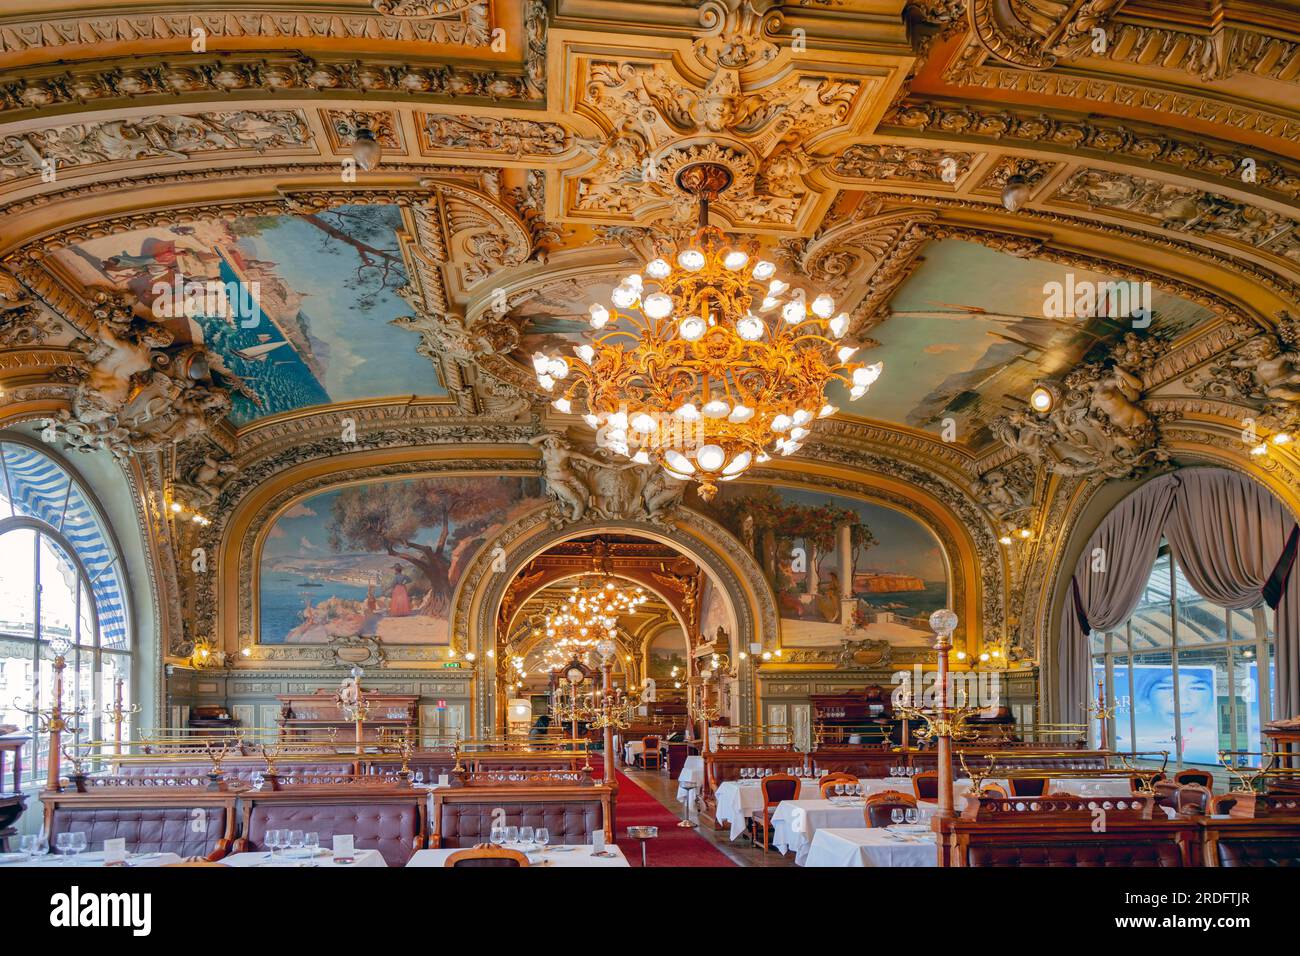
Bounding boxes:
532 162 882 500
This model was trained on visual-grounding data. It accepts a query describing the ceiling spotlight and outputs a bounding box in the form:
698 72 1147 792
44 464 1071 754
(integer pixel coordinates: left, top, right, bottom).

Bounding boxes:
350 126 382 172
1273 432 1292 445
1001 174 1032 212
1016 528 1033 540
999 534 1013 546
1029 386 1053 413
1251 443 1269 456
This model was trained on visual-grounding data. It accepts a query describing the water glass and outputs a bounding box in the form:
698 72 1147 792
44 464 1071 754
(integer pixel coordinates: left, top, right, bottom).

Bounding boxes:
55 832 73 865
891 808 905 826
505 825 519 846
489 825 505 847
288 829 305 859
414 771 424 784
536 827 550 850
519 826 535 847
70 832 87 863
20 834 45 860
265 828 283 861
905 808 919 825
305 832 320 856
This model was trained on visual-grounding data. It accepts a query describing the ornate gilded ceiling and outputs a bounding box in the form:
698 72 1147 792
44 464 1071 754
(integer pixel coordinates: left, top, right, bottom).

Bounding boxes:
4 1 1300 666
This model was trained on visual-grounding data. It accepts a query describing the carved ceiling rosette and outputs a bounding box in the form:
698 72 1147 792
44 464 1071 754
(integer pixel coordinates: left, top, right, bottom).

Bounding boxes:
558 36 895 233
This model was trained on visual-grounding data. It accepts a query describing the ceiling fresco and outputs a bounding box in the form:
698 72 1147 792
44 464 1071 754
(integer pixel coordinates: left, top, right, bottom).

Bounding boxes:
52 203 445 425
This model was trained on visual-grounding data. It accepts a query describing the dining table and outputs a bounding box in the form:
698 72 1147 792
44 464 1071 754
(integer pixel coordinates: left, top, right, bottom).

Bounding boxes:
803 828 939 868
0 850 184 868
676 755 705 808
714 778 823 841
220 848 387 868
406 845 630 867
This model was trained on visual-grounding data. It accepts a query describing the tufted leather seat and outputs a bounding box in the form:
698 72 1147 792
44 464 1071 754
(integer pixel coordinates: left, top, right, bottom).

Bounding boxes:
968 841 1185 867
245 801 420 867
436 799 601 848
50 805 227 859
1216 838 1300 866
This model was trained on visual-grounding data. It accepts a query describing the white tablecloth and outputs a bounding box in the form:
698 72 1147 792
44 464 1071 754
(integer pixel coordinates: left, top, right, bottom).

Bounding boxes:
676 755 705 808
771 799 875 864
407 845 630 867
0 851 183 868
222 848 387 868
804 828 938 868
714 779 822 841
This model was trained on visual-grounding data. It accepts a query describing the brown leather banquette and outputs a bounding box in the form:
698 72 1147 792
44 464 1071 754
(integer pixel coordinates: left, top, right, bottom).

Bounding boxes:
1204 817 1300 867
235 784 425 866
429 784 612 848
41 781 237 860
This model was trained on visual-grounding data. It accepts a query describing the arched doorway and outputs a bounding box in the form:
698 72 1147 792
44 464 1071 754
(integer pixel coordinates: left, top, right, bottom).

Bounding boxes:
450 510 777 736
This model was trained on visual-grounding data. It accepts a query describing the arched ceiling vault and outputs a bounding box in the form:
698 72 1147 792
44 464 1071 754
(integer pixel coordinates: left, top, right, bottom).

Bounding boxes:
4 0 1300 667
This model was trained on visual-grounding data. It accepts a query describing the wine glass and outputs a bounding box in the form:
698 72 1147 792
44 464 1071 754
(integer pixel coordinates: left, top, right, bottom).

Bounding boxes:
891 808 905 826
265 828 283 862
288 829 305 859
519 825 535 847
905 808 919 825
505 825 519 846
414 771 424 785
20 834 45 861
55 832 72 865
305 832 320 857
536 827 550 850
833 784 844 798
70 832 87 864
490 825 505 847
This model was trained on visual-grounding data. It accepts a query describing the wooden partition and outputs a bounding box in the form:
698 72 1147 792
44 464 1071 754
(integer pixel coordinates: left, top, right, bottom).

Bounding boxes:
429 784 613 848
41 779 239 861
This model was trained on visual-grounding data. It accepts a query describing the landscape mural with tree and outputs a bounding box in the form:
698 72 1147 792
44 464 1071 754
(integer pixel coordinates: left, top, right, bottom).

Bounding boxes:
700 484 949 646
257 474 547 644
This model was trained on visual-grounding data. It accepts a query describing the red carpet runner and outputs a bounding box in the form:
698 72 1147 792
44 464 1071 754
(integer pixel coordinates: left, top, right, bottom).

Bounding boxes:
611 770 736 867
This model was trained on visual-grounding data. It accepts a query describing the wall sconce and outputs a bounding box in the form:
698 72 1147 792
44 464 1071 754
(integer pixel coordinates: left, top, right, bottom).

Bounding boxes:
1029 385 1054 413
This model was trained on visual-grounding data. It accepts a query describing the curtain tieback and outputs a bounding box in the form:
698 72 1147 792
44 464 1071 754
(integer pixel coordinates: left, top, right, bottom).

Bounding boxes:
1263 524 1300 610
1070 575 1091 633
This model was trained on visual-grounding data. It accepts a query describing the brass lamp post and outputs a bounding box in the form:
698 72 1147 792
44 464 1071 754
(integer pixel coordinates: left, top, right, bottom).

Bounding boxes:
103 677 141 756
19 635 86 791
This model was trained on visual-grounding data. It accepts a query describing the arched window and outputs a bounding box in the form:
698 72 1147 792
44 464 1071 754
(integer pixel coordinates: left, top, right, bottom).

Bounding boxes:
0 440 131 784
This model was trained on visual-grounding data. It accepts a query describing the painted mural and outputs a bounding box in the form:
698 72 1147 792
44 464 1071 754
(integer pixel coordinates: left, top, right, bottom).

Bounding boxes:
54 204 446 425
848 239 1217 444
700 484 948 646
647 627 689 680
258 475 547 645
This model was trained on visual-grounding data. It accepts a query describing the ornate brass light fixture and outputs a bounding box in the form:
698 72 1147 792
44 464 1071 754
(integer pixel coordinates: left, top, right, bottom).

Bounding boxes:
539 578 647 669
532 162 881 500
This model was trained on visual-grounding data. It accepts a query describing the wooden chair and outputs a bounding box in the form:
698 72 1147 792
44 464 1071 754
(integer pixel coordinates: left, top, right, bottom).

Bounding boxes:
912 770 939 802
444 845 530 867
751 773 801 851
1174 769 1214 789
818 772 859 799
641 736 662 770
1172 783 1212 816
864 790 917 828
972 782 1007 798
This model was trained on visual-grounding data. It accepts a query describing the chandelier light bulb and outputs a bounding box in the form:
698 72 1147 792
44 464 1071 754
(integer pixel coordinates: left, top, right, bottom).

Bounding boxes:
850 385 867 400
696 444 726 472
624 273 643 290
674 403 701 421
552 397 572 413
723 451 752 475
646 258 671 279
631 412 657 433
589 304 610 329
537 373 555 391
678 249 706 271
632 450 650 464
792 409 813 426
781 440 802 455
760 295 780 312
664 449 695 473
782 301 806 324
547 357 569 379
643 292 674 319
532 352 549 375
612 284 638 308
829 313 849 338
811 294 835 319
723 250 750 271
728 404 754 423
771 414 793 432
575 344 595 364
583 413 600 428
790 426 810 441
702 399 730 419
852 363 883 388
819 404 837 418
752 260 777 281
736 314 764 341
679 316 707 340
768 279 789 296
607 411 628 431
837 346 858 363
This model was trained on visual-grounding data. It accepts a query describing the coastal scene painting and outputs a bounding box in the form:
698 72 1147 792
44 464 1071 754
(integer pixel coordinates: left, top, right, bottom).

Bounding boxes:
53 203 445 426
258 475 547 644
701 484 949 646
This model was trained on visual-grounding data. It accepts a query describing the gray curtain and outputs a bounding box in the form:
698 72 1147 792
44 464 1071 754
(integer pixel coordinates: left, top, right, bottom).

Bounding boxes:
1054 474 1179 725
1164 468 1299 717
1056 467 1300 729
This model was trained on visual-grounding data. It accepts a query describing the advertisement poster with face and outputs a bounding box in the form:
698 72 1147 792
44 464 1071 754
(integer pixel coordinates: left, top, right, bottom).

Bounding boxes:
1096 663 1218 763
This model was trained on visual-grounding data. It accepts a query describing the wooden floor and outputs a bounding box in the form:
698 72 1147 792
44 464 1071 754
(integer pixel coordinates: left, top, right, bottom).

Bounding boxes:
619 768 800 867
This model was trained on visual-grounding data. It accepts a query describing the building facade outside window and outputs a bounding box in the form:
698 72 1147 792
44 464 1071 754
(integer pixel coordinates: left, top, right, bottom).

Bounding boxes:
1089 544 1273 768
0 440 131 784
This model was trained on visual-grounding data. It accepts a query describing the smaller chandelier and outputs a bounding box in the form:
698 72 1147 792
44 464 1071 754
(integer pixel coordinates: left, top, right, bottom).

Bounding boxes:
539 578 647 668
532 162 882 500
